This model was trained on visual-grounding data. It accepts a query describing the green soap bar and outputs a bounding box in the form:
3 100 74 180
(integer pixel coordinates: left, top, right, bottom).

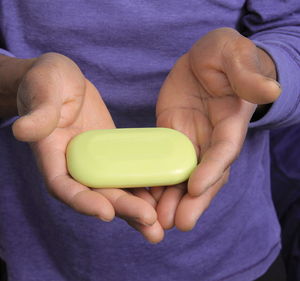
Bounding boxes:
66 128 197 188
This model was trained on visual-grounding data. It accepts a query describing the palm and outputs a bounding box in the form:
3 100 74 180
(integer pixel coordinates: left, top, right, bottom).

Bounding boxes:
158 92 244 157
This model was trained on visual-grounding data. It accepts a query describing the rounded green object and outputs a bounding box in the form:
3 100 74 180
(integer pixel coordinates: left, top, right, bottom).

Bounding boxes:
66 128 197 188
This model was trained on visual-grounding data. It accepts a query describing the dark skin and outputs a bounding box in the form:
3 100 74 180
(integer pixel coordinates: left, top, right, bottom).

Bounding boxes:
0 28 280 242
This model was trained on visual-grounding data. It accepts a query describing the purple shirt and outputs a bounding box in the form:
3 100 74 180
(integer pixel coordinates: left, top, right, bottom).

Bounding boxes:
1 1 300 280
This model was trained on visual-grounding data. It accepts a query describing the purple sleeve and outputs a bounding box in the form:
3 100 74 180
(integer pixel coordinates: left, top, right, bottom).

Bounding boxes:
0 48 18 128
0 48 14 58
241 1 300 129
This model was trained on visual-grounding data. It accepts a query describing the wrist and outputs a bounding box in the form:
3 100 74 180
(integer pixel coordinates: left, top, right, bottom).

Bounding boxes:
0 55 36 117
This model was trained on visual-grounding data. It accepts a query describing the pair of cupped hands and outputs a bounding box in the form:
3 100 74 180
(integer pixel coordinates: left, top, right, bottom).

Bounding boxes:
12 28 280 243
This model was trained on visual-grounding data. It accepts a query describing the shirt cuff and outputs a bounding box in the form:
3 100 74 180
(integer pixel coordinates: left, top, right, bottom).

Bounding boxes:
249 40 300 129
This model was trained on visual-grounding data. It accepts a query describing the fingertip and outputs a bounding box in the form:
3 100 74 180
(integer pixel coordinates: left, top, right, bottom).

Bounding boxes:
118 193 157 226
12 116 37 142
187 172 210 197
157 200 175 229
128 220 165 244
175 206 200 232
97 212 115 223
145 222 165 244
156 185 185 230
174 194 206 232
175 215 196 232
235 73 282 105
140 208 157 226
174 200 195 232
135 200 158 227
177 225 195 232
96 203 116 222
98 205 116 223
71 190 115 221
187 185 203 197
262 78 281 103
12 107 59 142
159 218 174 230
149 232 164 244
157 211 174 230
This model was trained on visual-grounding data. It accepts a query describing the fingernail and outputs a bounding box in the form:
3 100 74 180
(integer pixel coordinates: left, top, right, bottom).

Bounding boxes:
272 80 281 89
266 77 281 88
99 216 113 222
274 81 281 88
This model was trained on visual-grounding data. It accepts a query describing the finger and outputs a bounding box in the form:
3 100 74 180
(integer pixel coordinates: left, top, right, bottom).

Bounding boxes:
175 170 229 231
131 188 157 207
12 57 86 142
188 100 253 196
222 35 281 104
156 184 186 229
94 188 157 226
188 140 234 196
48 174 115 221
127 220 164 244
12 65 63 142
13 104 61 142
189 28 280 103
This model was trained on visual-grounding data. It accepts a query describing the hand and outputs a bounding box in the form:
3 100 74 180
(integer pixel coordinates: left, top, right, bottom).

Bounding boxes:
154 28 281 231
11 53 164 243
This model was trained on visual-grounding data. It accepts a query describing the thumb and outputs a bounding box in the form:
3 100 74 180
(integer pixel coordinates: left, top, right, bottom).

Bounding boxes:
12 68 62 142
12 103 61 142
222 36 281 104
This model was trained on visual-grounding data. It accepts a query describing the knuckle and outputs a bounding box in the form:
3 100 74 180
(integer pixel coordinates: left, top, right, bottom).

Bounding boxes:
222 36 257 67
